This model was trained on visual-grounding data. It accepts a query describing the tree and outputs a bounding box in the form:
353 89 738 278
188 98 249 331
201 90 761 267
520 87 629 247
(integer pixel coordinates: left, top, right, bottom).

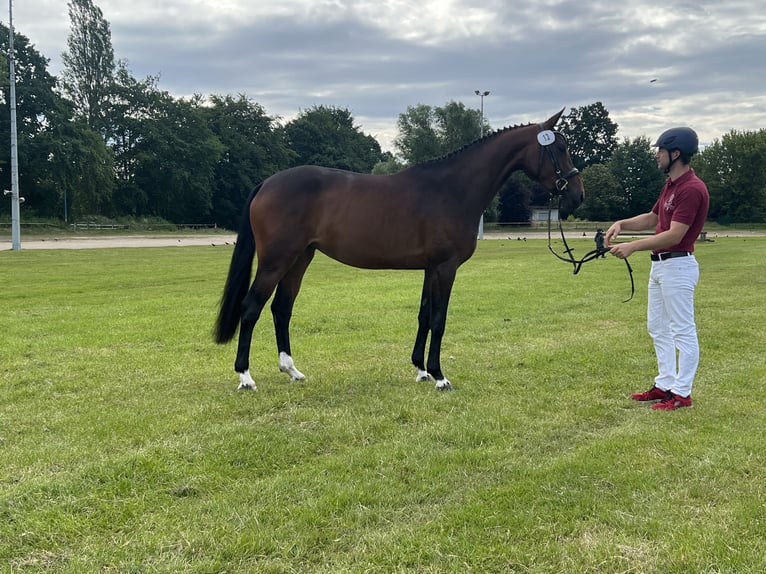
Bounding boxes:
394 101 481 165
31 98 114 220
109 63 163 217
0 23 105 219
372 152 405 175
283 105 384 173
695 130 766 223
558 102 618 171
609 136 665 217
132 95 224 223
394 104 441 165
576 164 626 221
434 101 484 153
62 118 115 218
61 0 115 137
498 173 533 223
205 94 293 229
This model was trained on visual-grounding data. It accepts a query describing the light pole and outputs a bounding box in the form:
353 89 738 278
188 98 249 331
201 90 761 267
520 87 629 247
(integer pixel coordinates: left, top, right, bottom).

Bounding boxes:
7 0 21 250
475 90 490 239
475 90 489 138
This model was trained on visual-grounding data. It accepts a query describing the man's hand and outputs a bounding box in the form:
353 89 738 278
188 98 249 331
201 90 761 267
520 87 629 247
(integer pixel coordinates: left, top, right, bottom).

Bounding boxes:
609 242 636 259
604 222 621 245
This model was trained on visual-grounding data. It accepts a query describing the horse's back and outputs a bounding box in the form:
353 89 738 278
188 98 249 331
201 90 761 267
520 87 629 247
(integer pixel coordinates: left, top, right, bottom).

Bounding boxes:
254 165 409 222
259 165 403 199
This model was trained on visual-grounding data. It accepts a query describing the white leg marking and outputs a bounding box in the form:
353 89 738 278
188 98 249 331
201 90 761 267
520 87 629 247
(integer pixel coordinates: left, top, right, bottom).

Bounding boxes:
435 378 452 391
279 352 305 381
415 369 431 383
238 370 256 390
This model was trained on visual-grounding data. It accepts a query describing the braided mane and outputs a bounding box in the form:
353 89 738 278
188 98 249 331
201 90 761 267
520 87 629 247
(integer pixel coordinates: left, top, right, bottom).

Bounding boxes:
411 122 535 169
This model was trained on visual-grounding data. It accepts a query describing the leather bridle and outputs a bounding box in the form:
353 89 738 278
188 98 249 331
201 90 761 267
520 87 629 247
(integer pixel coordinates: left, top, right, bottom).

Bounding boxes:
539 130 635 302
537 131 580 195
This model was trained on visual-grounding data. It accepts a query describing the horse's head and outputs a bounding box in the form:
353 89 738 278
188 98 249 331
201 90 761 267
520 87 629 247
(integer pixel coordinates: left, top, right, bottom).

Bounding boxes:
531 110 584 220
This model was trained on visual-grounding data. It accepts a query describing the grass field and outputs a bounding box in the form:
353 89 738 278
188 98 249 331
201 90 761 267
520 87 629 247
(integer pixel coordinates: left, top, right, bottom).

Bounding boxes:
1 237 765 573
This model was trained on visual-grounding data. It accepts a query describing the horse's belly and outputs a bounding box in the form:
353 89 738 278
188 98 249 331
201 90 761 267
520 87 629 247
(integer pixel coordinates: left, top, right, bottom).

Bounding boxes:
319 239 427 270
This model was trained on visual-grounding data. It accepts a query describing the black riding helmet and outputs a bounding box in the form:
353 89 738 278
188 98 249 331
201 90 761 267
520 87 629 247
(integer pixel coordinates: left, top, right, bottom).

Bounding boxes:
653 127 698 172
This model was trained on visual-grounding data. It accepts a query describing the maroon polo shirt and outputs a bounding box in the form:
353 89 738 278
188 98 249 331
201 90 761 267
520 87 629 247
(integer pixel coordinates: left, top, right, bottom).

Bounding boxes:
651 168 709 254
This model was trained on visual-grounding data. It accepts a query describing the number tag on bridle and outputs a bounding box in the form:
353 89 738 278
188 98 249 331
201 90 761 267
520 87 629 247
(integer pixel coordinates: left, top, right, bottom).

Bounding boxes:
537 130 556 146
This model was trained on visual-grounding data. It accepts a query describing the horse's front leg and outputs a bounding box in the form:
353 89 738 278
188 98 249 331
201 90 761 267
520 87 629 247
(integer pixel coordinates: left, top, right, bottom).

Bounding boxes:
411 269 432 382
425 264 457 390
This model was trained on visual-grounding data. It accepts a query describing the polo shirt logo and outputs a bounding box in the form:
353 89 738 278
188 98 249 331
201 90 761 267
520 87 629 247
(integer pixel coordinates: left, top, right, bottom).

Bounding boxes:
664 193 676 212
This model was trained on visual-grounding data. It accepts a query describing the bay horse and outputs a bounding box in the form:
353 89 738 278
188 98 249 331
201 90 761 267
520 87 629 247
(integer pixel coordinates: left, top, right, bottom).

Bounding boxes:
214 109 583 390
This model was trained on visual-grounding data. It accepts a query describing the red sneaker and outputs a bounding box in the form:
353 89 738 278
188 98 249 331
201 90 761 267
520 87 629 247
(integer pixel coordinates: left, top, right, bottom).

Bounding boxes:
631 386 670 401
651 393 693 410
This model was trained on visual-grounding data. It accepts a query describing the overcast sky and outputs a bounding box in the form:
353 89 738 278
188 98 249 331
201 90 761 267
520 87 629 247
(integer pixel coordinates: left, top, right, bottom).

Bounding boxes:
8 0 766 153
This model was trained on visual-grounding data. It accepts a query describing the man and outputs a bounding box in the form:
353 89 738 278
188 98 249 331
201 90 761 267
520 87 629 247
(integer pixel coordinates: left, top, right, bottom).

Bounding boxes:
605 127 709 411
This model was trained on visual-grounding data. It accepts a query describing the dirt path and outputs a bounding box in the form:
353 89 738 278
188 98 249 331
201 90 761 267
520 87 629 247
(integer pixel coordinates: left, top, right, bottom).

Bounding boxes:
2 230 762 251
1 234 239 251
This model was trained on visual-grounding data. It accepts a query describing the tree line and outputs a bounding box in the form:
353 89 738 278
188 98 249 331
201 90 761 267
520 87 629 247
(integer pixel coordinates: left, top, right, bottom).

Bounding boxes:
1 0 764 230
561 103 766 224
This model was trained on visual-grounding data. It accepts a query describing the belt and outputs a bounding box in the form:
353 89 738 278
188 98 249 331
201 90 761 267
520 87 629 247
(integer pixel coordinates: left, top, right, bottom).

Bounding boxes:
650 251 691 261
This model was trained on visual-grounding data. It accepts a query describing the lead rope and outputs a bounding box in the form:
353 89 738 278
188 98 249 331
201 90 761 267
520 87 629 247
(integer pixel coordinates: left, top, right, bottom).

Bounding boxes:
546 196 635 303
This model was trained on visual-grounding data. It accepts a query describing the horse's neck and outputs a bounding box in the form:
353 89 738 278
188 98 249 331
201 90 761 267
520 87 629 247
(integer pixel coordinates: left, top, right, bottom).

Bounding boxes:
454 128 533 202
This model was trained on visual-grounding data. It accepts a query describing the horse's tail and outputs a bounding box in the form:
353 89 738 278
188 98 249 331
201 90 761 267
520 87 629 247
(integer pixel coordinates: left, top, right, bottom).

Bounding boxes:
213 185 261 344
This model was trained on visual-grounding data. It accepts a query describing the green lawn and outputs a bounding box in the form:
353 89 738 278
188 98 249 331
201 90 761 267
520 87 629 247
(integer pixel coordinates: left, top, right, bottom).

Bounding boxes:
1 237 764 573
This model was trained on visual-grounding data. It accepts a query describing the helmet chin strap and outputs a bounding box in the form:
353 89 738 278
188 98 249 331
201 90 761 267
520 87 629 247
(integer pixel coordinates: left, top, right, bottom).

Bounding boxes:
664 149 680 174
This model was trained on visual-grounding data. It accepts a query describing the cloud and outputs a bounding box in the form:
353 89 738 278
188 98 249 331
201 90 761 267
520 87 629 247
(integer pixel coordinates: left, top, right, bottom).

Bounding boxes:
9 0 766 151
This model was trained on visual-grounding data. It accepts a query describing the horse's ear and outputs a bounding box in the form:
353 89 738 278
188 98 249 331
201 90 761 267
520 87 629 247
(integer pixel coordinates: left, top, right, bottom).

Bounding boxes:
543 108 566 130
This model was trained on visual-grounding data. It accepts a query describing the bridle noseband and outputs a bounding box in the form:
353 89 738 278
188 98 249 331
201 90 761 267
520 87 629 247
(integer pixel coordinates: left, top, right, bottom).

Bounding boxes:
538 127 635 303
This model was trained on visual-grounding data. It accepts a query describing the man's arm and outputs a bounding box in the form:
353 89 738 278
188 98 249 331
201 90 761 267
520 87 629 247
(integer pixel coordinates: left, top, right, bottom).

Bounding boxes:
609 220 690 259
604 212 658 245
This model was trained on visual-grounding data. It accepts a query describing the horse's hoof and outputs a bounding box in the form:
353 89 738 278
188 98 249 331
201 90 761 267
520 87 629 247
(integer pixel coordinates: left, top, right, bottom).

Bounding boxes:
237 370 257 390
279 353 305 382
415 369 431 382
435 379 452 391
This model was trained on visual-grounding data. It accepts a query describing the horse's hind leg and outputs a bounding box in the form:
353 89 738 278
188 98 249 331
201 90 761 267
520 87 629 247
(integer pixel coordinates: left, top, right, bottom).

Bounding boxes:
234 268 282 390
272 248 315 381
234 302 264 390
